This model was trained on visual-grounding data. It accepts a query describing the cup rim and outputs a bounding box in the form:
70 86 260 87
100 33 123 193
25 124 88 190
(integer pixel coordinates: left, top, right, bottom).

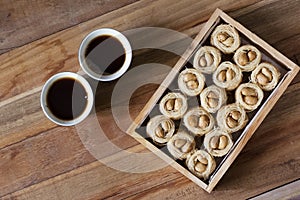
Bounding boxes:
40 72 94 126
78 28 132 81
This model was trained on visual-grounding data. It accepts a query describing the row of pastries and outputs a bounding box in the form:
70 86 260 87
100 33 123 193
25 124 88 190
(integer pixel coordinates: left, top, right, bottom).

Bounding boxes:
146 24 280 180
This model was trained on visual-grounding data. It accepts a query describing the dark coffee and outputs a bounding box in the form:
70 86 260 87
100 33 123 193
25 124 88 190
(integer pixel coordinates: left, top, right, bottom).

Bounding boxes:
84 35 126 75
46 78 88 120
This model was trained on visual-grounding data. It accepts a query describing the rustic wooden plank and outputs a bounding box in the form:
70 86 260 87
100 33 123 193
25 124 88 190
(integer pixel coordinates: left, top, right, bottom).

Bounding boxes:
0 0 139 54
250 180 300 200
0 91 56 149
0 0 300 199
1 147 184 200
0 126 94 197
0 109 142 197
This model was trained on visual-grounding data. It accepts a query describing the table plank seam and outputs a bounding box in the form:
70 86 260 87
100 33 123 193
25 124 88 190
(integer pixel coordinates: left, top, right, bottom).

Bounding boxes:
0 86 42 109
248 178 300 199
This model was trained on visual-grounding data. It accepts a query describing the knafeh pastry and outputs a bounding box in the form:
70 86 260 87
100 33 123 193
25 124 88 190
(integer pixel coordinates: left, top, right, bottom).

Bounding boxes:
186 150 216 180
146 115 175 145
212 61 242 90
200 85 227 113
193 46 221 74
167 131 196 160
204 129 233 157
159 92 188 119
217 103 248 133
210 24 240 54
178 68 205 96
235 83 264 112
233 45 261 72
183 107 215 136
250 62 280 91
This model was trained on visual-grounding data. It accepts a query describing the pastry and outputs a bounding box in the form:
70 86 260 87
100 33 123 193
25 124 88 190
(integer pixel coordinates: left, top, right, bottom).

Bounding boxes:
186 150 216 180
235 83 264 112
167 131 196 160
204 129 233 157
233 45 261 72
200 85 227 113
212 61 242 90
193 46 221 74
210 24 240 54
159 92 188 119
217 103 248 133
178 68 205 96
146 115 175 145
250 62 280 91
183 107 215 136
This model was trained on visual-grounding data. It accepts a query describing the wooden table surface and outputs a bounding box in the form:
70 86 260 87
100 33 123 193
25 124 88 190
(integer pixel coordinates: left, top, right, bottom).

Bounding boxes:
0 0 300 199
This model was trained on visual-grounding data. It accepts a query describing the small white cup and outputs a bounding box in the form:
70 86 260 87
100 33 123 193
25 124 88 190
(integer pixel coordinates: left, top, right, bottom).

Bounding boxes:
41 72 94 126
78 28 132 81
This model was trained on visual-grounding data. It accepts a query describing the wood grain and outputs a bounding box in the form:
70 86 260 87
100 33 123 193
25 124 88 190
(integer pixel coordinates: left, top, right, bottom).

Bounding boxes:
250 179 300 200
0 0 300 199
0 91 55 149
0 0 139 54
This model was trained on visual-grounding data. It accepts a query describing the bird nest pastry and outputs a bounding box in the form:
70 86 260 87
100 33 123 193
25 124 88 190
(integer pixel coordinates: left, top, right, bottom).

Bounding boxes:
235 83 264 112
204 129 233 157
167 131 196 160
146 115 175 145
250 62 280 91
212 61 242 90
178 68 205 96
159 92 188 119
217 103 248 133
183 107 215 136
210 24 240 54
186 150 216 180
233 45 262 72
193 46 221 74
200 85 227 113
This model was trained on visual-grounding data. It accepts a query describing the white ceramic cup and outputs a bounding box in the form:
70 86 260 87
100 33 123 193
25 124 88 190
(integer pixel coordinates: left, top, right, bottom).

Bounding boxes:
78 28 132 81
41 72 94 126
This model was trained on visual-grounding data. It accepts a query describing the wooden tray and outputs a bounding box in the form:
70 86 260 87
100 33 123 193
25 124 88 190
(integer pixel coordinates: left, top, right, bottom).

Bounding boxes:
127 8 299 193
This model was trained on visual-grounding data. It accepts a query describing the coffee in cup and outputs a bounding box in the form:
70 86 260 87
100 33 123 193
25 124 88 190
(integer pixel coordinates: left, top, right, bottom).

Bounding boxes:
78 28 132 81
41 72 93 126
